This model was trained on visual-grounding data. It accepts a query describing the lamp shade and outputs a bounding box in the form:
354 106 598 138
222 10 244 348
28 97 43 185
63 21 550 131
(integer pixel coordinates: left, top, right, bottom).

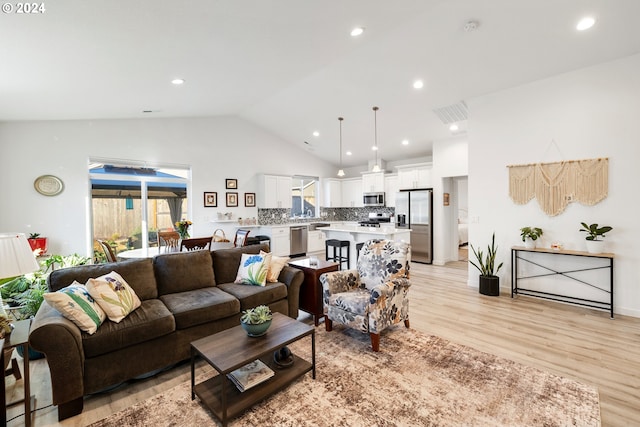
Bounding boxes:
0 233 40 279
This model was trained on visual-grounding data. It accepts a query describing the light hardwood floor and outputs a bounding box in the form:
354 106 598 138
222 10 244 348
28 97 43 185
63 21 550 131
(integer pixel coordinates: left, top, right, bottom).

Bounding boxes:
6 261 640 426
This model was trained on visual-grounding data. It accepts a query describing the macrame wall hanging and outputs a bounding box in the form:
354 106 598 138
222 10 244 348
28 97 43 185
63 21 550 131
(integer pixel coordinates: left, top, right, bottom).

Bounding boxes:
508 157 608 216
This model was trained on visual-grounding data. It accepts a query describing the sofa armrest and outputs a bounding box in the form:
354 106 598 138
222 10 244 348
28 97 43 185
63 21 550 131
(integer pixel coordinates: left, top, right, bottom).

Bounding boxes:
278 266 304 319
29 301 86 407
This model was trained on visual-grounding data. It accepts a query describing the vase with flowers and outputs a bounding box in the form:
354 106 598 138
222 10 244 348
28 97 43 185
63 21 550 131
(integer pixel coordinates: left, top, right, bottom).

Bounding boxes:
175 219 192 239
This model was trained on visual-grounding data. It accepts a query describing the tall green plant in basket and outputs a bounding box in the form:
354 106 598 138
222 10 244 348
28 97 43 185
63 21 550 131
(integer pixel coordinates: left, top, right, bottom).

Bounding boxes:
469 233 503 296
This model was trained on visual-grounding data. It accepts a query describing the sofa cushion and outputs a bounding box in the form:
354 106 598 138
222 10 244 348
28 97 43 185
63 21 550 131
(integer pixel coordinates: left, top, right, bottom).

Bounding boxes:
154 250 216 295
48 258 158 300
160 287 240 329
211 243 268 284
218 281 287 311
82 298 175 358
43 281 106 334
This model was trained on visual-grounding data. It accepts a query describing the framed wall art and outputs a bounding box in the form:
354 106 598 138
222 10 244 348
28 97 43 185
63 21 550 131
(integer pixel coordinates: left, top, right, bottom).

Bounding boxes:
226 192 238 207
244 192 256 207
225 178 238 189
204 192 217 207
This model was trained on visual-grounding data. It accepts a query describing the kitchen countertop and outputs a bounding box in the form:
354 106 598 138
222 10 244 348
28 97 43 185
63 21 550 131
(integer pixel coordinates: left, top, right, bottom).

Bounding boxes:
324 224 409 235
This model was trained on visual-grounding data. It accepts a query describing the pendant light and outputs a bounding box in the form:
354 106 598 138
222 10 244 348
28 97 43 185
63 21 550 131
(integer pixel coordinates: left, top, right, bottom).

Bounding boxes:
337 117 345 177
371 106 381 172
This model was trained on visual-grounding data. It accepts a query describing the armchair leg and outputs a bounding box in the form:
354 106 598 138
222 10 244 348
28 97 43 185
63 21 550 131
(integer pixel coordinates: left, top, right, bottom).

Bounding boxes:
324 316 333 332
369 333 380 352
404 319 410 328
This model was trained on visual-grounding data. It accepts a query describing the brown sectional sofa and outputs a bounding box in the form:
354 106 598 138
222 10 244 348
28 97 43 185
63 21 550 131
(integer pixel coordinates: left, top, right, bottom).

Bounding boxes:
29 243 303 421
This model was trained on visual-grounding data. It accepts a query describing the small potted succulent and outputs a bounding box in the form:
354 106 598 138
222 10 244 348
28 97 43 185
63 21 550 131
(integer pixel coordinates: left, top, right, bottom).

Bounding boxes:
240 305 273 337
579 223 612 254
520 227 543 249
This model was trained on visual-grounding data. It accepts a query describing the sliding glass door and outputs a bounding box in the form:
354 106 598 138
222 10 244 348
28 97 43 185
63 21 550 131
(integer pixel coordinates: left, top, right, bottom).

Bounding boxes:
89 161 189 260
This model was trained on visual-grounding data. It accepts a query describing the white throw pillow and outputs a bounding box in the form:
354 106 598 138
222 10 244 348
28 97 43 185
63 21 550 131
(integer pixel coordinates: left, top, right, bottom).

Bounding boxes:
44 281 107 334
235 253 268 286
86 271 141 323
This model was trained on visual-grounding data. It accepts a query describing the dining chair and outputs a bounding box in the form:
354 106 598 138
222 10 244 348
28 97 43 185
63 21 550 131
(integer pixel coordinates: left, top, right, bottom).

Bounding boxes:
158 231 180 253
234 229 250 247
97 239 117 263
179 236 212 252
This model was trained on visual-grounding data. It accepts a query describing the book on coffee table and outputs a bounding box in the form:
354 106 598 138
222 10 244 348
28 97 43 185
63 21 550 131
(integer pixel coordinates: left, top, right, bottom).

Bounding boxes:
227 359 274 392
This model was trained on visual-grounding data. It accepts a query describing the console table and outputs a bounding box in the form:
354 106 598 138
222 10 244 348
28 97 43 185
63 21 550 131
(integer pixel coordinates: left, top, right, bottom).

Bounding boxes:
511 246 614 318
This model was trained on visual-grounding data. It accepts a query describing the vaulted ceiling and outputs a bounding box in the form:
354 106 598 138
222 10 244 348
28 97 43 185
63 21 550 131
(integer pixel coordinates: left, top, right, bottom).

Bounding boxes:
2 0 640 168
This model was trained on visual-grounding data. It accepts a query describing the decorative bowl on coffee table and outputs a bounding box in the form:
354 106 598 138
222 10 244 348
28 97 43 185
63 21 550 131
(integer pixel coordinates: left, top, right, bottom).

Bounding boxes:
241 319 272 337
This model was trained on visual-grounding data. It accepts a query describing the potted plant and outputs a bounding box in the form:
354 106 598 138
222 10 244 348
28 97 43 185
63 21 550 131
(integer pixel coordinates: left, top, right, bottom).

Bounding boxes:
579 223 613 254
1 254 90 359
27 232 48 255
520 227 543 249
469 233 504 296
240 305 273 337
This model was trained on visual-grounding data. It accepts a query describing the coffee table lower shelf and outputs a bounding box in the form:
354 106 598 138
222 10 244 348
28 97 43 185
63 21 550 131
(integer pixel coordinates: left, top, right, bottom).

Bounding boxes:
194 355 312 421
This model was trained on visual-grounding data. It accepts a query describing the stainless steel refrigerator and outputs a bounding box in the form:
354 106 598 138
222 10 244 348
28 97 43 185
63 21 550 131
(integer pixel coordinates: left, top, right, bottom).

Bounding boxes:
395 189 433 264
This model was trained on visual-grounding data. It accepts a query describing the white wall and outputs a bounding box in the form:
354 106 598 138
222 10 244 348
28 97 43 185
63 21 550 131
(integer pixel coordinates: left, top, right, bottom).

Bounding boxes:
467 53 640 317
0 116 335 256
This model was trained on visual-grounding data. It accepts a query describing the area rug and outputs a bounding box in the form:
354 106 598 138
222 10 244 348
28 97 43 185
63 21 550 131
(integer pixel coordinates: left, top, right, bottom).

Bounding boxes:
89 326 601 426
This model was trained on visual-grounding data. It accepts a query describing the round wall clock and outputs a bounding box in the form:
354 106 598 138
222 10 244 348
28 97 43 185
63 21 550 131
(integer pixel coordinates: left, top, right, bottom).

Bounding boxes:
34 175 64 196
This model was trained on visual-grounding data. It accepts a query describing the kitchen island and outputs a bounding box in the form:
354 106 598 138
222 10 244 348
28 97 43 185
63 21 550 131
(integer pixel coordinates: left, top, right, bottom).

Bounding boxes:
323 224 411 267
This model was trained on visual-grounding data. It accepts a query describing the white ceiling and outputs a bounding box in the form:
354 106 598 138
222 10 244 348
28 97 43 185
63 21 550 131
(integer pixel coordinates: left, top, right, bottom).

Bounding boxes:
2 0 640 168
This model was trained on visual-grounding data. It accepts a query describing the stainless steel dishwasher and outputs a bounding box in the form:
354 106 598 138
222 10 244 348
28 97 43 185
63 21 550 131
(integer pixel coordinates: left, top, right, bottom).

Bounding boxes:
289 225 308 257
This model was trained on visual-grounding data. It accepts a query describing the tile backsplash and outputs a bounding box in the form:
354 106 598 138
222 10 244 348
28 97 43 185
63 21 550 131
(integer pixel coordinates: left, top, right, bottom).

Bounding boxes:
258 207 395 225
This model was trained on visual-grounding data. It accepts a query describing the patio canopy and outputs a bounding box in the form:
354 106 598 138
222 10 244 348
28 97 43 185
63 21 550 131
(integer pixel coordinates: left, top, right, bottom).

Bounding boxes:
90 166 187 199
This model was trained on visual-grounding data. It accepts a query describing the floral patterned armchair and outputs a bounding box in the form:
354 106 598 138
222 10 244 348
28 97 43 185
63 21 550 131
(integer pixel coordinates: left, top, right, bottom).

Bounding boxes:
320 239 411 352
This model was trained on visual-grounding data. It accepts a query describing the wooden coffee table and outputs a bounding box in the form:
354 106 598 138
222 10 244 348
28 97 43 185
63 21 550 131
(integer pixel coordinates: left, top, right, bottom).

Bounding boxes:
190 313 315 426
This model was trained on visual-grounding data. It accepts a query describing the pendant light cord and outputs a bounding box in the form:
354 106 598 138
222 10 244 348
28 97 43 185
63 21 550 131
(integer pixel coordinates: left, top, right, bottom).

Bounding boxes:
373 106 379 170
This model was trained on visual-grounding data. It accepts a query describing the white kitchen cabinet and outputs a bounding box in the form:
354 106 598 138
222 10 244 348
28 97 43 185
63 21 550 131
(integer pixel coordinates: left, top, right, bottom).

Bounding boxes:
267 226 290 256
322 178 342 208
384 174 399 207
341 178 363 207
307 230 326 253
397 163 432 189
258 175 292 209
361 172 385 193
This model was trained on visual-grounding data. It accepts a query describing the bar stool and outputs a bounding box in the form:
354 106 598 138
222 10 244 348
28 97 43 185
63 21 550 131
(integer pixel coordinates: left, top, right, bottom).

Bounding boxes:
356 242 364 261
325 239 350 270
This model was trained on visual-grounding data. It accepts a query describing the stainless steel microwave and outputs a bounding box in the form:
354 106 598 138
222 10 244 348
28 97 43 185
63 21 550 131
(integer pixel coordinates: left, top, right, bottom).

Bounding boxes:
363 192 385 207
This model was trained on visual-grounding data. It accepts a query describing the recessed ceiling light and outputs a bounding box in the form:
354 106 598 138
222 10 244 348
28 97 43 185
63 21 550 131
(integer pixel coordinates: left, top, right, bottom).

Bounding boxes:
449 123 459 132
312 131 320 137
171 78 185 85
346 151 352 156
402 139 409 145
413 80 424 89
350 27 364 37
576 16 595 31
371 146 378 151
